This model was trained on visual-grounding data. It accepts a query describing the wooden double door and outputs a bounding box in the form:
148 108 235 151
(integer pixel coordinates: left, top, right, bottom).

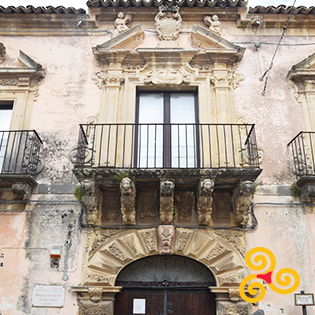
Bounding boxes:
114 289 216 315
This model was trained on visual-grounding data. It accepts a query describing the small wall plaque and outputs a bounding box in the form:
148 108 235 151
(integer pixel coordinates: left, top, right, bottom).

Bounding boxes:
295 293 314 306
32 285 65 307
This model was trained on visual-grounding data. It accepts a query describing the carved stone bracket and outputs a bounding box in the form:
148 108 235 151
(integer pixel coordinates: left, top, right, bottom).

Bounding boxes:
231 181 254 227
81 180 100 226
12 182 32 200
0 43 5 64
160 180 175 224
158 225 174 254
120 177 136 225
197 179 214 226
296 177 315 203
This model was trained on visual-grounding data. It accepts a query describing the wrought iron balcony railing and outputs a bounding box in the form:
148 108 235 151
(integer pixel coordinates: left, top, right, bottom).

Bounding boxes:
0 130 42 177
288 131 315 178
74 123 259 169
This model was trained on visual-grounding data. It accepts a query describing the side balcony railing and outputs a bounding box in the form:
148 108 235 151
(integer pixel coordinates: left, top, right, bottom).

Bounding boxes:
288 131 315 178
0 130 43 177
74 123 259 169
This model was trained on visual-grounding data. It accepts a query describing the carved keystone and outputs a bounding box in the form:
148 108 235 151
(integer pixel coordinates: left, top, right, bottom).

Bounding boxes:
12 183 32 200
160 180 175 224
81 180 100 226
232 181 254 227
197 179 214 226
120 177 136 225
158 225 174 254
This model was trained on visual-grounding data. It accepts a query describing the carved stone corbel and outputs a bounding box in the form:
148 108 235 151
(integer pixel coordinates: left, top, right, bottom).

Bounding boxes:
12 183 32 200
0 43 5 64
89 287 103 303
232 181 254 227
158 225 174 254
81 180 100 226
296 177 315 203
160 180 175 224
229 288 241 302
197 179 214 226
120 177 136 225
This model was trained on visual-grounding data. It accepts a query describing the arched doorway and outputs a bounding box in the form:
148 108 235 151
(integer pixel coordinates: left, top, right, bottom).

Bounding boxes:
114 255 216 315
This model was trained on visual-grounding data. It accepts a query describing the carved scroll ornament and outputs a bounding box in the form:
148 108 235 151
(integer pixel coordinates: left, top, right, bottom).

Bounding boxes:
144 68 191 85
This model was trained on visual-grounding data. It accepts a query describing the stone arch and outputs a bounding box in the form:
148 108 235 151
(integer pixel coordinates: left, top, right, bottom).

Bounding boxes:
83 227 247 288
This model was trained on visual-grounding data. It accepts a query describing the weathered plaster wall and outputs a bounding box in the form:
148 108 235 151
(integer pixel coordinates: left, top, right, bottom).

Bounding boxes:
0 198 84 315
249 195 315 315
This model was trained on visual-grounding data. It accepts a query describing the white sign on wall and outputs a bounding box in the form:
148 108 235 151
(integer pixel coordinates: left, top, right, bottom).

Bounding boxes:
295 293 314 306
133 298 146 314
32 285 65 307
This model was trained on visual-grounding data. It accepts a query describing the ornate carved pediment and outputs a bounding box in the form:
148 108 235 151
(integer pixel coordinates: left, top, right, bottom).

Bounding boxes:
0 50 45 87
190 24 245 63
287 53 315 130
288 52 315 80
92 24 144 65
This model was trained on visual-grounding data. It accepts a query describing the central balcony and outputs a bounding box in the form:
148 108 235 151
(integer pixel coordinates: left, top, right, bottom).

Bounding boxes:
74 123 260 171
73 123 261 228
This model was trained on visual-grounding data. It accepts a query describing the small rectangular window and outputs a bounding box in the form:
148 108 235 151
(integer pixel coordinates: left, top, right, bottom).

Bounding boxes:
0 100 14 131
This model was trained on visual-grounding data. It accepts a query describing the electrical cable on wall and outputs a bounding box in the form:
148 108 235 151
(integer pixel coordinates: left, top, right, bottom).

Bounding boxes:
259 0 297 96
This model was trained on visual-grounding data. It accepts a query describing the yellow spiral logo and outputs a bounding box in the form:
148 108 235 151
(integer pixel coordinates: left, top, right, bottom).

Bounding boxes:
240 247 300 303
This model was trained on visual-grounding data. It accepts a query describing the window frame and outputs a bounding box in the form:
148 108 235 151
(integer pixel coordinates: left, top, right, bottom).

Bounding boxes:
135 91 200 168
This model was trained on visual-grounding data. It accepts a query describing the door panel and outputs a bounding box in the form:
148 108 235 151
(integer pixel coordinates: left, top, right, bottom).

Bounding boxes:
167 291 216 315
115 291 164 315
114 290 216 315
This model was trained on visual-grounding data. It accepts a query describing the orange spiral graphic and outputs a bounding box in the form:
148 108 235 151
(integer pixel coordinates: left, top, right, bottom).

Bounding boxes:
239 247 300 303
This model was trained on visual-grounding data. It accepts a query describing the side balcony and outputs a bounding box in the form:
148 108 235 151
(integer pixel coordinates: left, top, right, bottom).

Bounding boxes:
73 123 262 229
288 131 315 203
0 130 43 200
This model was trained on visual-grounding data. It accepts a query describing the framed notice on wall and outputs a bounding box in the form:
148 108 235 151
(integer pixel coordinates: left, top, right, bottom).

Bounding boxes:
32 285 65 307
133 298 146 314
295 293 314 306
